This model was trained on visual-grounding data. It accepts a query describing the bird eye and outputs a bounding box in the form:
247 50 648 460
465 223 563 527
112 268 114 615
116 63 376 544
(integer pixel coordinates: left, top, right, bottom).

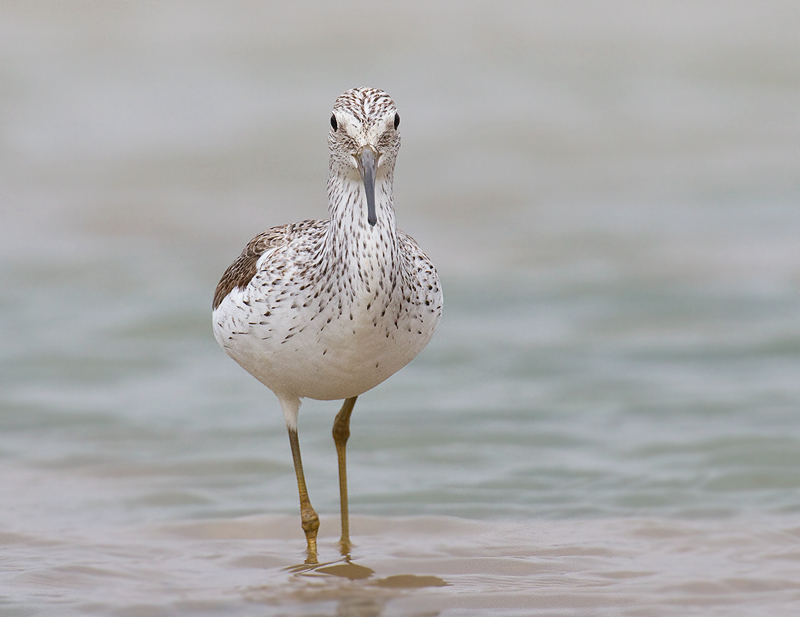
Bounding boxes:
330 114 338 131
393 113 400 130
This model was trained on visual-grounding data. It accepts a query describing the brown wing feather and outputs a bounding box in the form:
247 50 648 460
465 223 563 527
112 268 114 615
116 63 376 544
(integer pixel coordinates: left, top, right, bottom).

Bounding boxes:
212 225 290 310
212 220 326 310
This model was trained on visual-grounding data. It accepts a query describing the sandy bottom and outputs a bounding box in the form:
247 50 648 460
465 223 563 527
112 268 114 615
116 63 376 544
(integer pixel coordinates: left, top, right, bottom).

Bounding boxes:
6 513 799 616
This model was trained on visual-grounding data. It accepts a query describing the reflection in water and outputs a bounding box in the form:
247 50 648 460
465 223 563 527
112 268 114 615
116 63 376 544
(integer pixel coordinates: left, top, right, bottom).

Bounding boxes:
264 556 447 616
372 574 449 589
315 561 375 580
289 555 447 587
285 556 374 579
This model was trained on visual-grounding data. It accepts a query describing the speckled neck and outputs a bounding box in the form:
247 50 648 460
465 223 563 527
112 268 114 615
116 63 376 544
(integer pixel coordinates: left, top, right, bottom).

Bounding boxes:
323 170 400 287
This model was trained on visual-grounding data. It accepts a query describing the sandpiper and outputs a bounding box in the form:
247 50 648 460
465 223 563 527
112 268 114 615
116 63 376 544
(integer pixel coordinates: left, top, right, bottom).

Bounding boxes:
212 87 442 562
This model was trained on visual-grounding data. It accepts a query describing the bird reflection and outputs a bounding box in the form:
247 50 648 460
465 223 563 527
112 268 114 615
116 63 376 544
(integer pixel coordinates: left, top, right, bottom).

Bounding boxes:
286 555 447 588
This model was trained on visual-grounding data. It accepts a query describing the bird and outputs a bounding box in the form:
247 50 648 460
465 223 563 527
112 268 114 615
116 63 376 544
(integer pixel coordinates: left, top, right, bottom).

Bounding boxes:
212 87 443 563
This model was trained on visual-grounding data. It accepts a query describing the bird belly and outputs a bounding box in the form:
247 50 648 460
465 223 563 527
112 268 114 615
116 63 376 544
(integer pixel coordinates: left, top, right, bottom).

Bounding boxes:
213 286 437 401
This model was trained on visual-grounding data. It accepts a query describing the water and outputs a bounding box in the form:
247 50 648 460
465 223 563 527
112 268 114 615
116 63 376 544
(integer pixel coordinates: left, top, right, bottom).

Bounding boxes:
2 1 799 615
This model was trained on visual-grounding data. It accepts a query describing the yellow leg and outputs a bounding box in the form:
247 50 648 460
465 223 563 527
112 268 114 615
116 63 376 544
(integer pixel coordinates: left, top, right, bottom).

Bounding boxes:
332 396 357 555
287 426 319 564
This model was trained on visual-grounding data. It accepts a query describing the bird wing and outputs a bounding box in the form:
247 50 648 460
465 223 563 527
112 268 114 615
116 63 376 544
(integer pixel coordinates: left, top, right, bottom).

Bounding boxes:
213 225 292 310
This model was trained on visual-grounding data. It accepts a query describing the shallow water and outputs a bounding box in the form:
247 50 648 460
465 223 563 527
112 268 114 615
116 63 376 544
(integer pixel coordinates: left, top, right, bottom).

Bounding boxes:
2 2 800 615
5 514 800 616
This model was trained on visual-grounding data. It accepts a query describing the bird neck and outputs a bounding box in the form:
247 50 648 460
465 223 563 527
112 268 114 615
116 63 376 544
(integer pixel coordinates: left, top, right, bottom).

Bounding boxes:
324 170 399 270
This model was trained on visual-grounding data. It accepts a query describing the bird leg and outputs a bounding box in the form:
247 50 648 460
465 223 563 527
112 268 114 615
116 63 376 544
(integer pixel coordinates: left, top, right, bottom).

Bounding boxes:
332 396 358 555
287 426 319 564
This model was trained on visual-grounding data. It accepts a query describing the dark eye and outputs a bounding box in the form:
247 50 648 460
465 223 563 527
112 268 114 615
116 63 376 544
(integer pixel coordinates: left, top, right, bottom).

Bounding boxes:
393 113 400 130
330 114 338 131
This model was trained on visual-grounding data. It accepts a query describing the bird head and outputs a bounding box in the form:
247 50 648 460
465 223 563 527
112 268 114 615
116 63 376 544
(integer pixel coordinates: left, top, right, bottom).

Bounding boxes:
329 88 401 227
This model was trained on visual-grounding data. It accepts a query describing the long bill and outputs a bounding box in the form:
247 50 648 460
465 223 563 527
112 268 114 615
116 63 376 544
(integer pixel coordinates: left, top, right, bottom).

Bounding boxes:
357 146 378 227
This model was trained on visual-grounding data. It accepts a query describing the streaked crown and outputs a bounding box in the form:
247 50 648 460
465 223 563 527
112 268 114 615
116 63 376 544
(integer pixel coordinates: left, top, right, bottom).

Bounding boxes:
328 87 401 176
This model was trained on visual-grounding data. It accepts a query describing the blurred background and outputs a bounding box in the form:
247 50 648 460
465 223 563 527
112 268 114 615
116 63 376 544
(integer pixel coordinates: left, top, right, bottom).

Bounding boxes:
1 1 799 615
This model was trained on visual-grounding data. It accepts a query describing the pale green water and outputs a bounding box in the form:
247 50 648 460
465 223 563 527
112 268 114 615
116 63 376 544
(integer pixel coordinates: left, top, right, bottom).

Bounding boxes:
1 2 800 615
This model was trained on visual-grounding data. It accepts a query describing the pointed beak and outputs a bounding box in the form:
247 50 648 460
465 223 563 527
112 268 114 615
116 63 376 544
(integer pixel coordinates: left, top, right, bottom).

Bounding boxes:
356 146 378 226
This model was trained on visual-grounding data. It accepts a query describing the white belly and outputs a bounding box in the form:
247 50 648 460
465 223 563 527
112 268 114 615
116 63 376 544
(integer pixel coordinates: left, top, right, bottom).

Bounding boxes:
213 280 440 401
